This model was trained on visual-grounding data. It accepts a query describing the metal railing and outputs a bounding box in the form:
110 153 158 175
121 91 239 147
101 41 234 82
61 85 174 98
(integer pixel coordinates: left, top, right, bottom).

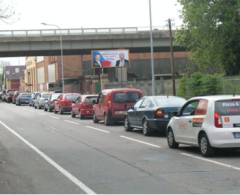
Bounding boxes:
0 26 172 38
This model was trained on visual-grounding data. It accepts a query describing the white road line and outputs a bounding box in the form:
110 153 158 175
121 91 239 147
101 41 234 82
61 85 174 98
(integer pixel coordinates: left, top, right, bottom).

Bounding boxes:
120 135 161 148
50 116 60 120
181 152 240 171
64 120 79 125
85 126 110 134
0 120 95 194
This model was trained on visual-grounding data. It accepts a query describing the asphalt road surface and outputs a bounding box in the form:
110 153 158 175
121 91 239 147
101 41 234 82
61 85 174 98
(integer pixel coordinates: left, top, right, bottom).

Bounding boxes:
0 102 240 193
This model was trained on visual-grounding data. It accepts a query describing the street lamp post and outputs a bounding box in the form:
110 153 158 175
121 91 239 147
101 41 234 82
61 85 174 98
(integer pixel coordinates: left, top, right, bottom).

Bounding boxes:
149 0 155 95
41 22 64 93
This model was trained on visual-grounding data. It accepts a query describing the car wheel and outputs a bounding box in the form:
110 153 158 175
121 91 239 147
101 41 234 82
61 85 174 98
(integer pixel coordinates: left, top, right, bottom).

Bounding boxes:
93 113 99 123
59 107 63 115
167 128 179 149
104 113 112 126
142 119 151 136
44 106 47 111
124 117 133 131
199 133 214 157
54 109 57 114
71 111 76 118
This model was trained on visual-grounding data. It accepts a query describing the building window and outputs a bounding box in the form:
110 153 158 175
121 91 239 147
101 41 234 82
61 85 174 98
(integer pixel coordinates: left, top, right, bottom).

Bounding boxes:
48 64 56 83
37 67 44 84
36 56 44 63
15 68 20 73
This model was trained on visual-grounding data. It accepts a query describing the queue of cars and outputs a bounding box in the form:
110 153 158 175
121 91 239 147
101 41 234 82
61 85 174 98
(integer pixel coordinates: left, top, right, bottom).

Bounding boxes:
1 88 240 157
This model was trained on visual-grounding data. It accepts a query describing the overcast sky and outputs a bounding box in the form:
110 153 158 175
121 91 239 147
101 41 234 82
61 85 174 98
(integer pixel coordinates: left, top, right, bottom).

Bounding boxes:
0 0 182 65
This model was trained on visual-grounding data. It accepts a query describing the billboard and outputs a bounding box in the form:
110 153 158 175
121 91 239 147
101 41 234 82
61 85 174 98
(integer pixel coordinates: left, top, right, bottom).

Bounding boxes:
92 50 129 68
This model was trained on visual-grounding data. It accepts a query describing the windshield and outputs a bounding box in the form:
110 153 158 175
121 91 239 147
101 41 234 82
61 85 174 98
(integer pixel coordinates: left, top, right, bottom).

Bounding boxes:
65 94 79 101
84 96 98 104
153 97 186 107
215 99 240 116
51 94 61 101
42 94 51 99
21 94 31 98
113 92 141 103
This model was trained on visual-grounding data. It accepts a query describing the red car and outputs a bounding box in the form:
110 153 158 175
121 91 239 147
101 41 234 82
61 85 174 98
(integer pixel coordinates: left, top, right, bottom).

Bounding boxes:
93 88 143 125
54 93 80 114
71 94 98 119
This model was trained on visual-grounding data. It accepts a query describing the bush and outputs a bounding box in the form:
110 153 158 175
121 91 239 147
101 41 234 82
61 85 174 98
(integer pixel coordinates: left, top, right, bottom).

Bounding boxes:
177 72 223 99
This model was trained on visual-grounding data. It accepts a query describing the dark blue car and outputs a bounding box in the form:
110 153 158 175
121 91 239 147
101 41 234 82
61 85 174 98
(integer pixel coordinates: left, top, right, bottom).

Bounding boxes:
16 93 32 106
124 96 186 136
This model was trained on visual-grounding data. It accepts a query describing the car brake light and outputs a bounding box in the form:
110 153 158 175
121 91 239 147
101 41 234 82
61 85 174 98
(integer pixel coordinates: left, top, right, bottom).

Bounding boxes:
155 109 164 118
108 100 111 107
214 112 222 128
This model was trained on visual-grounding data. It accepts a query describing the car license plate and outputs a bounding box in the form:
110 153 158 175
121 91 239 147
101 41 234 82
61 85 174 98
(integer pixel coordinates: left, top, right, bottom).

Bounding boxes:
233 132 240 139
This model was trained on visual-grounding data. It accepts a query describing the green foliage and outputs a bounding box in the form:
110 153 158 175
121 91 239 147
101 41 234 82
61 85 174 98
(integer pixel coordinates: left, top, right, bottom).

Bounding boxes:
177 72 223 98
177 0 240 75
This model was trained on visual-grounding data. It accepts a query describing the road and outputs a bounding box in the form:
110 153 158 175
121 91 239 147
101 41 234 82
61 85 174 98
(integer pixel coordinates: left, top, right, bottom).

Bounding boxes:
0 102 240 193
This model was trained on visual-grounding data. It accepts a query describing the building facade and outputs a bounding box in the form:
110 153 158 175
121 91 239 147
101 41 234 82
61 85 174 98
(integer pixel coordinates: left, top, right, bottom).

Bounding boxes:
4 65 25 91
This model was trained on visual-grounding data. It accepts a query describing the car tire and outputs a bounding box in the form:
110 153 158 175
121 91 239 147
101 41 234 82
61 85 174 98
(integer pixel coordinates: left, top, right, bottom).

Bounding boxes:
44 107 47 111
104 113 112 126
93 113 99 123
71 111 76 118
79 111 85 120
199 133 215 157
142 119 151 136
59 107 63 115
167 128 179 149
124 116 133 131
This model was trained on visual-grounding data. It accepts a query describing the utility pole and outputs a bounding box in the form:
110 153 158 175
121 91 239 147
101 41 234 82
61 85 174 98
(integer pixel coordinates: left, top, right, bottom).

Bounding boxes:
168 18 176 96
149 0 155 95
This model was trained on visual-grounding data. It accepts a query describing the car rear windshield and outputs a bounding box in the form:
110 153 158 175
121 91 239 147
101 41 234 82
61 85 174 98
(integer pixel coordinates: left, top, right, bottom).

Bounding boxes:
153 97 186 107
51 94 60 100
21 94 31 98
113 92 141 103
65 94 79 101
42 94 51 99
215 99 240 115
84 96 97 104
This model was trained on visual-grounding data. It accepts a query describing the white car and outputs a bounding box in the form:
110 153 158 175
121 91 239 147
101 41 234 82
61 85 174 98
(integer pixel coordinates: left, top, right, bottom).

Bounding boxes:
167 95 240 157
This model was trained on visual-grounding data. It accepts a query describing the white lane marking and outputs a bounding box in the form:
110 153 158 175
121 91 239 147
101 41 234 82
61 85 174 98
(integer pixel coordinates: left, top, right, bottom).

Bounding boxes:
0 120 95 194
85 126 110 134
181 152 240 171
64 120 79 125
50 116 60 120
120 135 161 148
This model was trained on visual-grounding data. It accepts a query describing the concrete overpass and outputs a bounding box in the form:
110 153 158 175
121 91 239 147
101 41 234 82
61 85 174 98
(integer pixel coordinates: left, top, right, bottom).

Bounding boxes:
0 27 184 57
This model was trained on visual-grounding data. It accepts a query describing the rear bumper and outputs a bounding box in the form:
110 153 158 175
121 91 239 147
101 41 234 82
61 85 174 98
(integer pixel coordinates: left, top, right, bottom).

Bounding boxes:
147 118 169 133
81 109 94 117
19 99 30 104
111 110 127 121
61 106 72 113
208 129 240 148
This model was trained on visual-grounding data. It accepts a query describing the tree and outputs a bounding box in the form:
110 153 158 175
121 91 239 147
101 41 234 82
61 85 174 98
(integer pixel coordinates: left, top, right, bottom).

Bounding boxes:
0 0 16 24
177 0 240 75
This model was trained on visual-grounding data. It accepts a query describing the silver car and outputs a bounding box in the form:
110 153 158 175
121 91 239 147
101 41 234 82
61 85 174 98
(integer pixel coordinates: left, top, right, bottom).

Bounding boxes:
34 92 52 109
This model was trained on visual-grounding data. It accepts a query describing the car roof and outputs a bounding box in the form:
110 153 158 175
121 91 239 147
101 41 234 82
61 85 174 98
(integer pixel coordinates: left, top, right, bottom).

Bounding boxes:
189 95 240 101
143 95 185 99
81 94 98 98
102 88 143 94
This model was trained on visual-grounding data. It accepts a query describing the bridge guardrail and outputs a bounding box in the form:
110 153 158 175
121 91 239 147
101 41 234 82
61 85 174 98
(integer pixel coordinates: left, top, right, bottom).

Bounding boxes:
0 26 174 38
